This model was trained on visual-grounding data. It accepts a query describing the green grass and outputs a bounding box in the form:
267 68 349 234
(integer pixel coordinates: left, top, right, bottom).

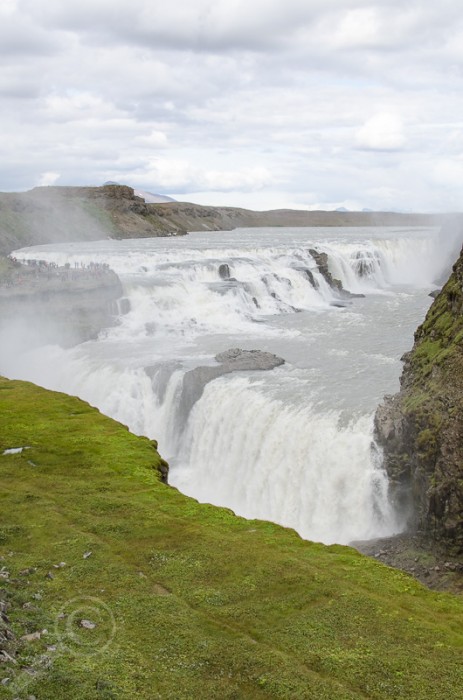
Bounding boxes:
1 378 463 699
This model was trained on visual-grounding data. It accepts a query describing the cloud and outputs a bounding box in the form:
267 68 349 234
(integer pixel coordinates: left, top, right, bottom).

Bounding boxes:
135 131 169 148
0 1 463 211
131 158 274 192
37 171 61 186
355 113 406 151
22 0 334 52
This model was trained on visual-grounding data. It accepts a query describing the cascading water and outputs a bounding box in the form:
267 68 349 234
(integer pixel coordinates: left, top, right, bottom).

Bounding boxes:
2 225 453 545
174 376 394 544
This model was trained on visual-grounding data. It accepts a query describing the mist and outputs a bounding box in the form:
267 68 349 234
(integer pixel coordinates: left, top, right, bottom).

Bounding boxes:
0 186 119 256
433 215 463 285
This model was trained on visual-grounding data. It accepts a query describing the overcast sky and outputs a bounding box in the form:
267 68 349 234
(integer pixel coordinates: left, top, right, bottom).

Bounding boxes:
2 0 463 211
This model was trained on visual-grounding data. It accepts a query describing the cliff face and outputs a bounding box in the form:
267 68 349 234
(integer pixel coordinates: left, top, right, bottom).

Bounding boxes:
0 184 445 255
0 260 124 346
0 185 187 255
375 246 463 554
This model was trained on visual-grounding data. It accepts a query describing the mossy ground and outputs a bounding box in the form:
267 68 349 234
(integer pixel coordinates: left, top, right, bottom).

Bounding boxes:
410 271 463 383
1 378 463 699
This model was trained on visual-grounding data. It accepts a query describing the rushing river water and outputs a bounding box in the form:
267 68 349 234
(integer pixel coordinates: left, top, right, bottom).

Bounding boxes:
3 225 457 545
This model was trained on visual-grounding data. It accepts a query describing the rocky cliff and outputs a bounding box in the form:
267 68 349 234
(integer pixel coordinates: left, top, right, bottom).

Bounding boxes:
375 245 463 554
0 184 191 255
0 258 124 346
0 184 445 255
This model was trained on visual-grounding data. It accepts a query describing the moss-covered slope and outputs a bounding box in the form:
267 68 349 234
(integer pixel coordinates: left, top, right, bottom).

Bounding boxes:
375 246 463 553
1 378 463 699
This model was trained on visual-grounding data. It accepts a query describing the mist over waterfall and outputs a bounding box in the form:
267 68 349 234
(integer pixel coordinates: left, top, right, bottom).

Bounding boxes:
175 376 394 544
2 225 450 545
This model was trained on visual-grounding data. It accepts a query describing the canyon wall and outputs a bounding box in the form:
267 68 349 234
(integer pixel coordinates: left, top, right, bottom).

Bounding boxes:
375 245 463 554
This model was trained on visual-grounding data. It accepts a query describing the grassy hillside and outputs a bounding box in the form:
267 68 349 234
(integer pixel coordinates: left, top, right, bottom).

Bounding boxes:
1 378 462 699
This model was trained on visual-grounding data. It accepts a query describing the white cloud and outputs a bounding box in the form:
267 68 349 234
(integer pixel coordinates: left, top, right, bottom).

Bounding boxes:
0 1 463 211
133 158 274 192
433 158 463 187
0 0 19 17
330 8 381 49
355 113 406 151
37 171 60 186
135 131 169 148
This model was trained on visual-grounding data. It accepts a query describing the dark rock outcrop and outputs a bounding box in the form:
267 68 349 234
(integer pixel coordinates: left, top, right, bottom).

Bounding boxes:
375 245 463 554
218 263 231 280
180 348 285 422
308 249 365 299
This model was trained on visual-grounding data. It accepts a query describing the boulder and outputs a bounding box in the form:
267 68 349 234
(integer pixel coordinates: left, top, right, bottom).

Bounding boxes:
180 349 285 422
218 263 231 280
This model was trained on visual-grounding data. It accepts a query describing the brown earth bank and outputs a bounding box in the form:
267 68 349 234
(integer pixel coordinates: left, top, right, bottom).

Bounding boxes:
0 184 449 255
374 243 463 567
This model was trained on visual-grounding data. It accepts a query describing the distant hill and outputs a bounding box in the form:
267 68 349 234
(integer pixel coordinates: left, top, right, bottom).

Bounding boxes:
0 184 449 256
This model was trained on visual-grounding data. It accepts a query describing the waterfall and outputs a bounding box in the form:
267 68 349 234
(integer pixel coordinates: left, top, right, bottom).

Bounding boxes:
3 225 446 545
173 375 397 544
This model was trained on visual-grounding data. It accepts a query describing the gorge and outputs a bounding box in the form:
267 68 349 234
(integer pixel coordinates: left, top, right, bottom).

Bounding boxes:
2 221 461 552
1 190 463 698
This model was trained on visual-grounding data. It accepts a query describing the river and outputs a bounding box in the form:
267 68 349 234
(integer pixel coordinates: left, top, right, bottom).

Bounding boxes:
2 225 456 545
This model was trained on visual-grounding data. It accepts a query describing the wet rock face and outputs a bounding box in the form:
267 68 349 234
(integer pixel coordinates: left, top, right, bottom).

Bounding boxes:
375 244 463 554
218 264 231 280
308 249 364 299
309 249 342 292
0 261 124 346
180 349 285 425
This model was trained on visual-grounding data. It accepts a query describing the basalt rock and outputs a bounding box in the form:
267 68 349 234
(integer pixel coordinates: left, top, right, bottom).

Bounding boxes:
309 249 364 299
218 263 231 280
375 244 463 554
180 348 285 423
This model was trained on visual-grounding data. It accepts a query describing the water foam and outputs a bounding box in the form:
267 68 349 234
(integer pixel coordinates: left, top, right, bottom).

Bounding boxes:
6 225 448 545
171 376 397 545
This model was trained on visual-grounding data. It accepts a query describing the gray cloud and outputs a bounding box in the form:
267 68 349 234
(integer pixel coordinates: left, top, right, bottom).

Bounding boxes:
1 1 463 210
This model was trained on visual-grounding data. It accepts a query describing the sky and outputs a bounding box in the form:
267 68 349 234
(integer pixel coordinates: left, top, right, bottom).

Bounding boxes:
2 0 463 211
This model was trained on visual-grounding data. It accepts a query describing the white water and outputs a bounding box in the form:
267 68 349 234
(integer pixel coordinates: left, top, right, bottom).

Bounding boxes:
3 225 456 545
